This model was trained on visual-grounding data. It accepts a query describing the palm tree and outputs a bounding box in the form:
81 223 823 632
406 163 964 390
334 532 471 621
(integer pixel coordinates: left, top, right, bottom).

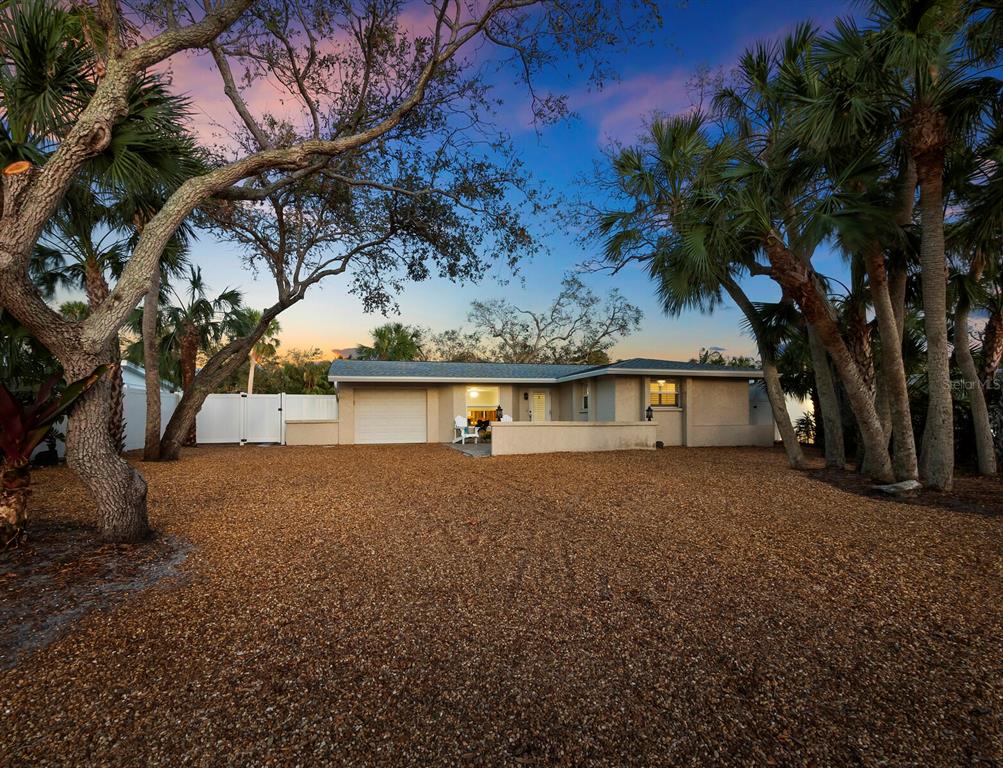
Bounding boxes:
856 0 999 488
30 185 131 451
599 113 807 469
707 27 900 481
232 309 282 394
162 268 243 446
356 323 425 361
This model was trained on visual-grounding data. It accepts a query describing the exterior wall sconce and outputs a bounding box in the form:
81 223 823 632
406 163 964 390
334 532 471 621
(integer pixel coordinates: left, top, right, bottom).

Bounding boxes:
645 406 654 421
496 405 503 421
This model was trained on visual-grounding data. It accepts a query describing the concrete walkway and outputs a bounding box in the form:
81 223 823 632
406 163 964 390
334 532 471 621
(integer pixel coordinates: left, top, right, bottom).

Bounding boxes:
448 441 491 458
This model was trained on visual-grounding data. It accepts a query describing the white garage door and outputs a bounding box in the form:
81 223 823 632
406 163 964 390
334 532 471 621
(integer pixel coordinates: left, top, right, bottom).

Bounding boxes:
355 389 427 444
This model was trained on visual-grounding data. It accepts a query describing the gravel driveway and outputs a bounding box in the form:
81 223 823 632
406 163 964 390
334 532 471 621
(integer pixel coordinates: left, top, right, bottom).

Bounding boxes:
2 444 1001 766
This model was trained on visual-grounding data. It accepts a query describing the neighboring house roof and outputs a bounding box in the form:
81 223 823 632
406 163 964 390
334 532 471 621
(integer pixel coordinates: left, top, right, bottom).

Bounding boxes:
328 357 762 383
121 361 179 392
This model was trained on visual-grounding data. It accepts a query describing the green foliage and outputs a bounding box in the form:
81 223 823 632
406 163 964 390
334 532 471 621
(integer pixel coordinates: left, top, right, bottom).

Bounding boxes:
356 323 425 361
0 309 59 392
689 348 759 367
0 365 108 484
794 412 817 445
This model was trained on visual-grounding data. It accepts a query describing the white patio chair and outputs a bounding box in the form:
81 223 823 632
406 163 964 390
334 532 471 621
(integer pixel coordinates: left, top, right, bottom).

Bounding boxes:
453 415 479 444
500 415 513 422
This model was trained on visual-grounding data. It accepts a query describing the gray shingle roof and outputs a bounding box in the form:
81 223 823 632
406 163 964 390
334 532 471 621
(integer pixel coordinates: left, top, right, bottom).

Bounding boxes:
327 359 593 381
607 357 763 374
328 357 762 382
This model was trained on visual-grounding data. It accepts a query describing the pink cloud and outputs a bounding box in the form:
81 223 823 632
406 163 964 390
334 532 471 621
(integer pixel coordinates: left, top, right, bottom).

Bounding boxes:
571 71 695 144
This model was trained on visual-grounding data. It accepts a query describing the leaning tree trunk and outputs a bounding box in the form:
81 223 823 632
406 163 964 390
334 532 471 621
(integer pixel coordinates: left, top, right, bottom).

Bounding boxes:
247 352 256 394
64 358 150 542
722 278 806 469
765 238 892 481
161 307 286 461
955 264 996 476
143 267 163 461
807 327 846 468
915 155 954 490
864 242 919 481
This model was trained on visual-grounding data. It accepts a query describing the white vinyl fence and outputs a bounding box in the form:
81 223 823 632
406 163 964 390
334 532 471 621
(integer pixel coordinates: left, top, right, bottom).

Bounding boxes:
36 383 181 459
196 393 339 445
38 390 336 459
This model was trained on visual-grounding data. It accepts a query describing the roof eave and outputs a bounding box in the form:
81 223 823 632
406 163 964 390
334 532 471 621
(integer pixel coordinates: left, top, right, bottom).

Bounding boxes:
556 367 763 382
327 375 565 384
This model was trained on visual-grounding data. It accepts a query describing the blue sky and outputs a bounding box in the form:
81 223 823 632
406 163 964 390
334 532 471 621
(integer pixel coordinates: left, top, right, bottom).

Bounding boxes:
182 0 854 360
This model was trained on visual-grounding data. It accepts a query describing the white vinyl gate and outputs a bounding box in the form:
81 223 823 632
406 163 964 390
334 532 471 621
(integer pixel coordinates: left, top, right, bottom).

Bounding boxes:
196 393 339 445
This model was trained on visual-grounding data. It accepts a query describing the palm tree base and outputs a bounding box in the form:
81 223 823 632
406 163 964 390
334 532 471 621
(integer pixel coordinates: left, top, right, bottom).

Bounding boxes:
1 488 28 547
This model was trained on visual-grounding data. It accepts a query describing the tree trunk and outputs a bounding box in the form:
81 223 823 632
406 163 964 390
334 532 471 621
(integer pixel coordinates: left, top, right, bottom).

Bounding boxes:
64 359 150 542
915 157 954 490
890 157 917 339
83 261 125 453
143 267 162 461
722 277 806 469
864 242 918 481
955 255 997 476
807 327 846 468
764 237 892 481
179 324 199 448
0 486 28 547
981 308 1003 391
247 352 256 394
161 306 286 460
812 387 824 451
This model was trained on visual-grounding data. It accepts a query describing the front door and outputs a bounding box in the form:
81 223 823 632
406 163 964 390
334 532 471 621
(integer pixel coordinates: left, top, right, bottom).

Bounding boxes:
531 392 547 422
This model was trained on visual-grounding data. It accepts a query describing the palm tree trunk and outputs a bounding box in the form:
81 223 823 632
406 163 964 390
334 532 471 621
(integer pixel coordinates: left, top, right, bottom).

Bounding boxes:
864 242 918 481
955 254 996 476
247 353 256 394
143 268 163 461
764 238 892 480
955 300 997 475
82 261 126 454
0 484 29 546
807 327 845 468
915 158 954 490
179 325 199 447
981 308 1003 391
722 277 806 469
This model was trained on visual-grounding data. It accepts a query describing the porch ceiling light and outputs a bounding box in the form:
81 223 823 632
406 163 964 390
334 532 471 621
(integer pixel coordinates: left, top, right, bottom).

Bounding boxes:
469 388 479 398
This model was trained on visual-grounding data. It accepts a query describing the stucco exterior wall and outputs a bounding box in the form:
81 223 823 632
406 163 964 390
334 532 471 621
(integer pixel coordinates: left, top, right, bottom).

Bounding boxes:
555 382 574 421
683 377 773 447
651 409 684 446
337 384 355 444
334 375 772 448
595 376 617 422
285 420 339 445
613 376 644 422
491 421 656 455
438 384 465 442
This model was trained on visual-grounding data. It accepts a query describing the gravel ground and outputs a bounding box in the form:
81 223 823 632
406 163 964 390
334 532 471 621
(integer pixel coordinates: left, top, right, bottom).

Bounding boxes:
2 444 1001 766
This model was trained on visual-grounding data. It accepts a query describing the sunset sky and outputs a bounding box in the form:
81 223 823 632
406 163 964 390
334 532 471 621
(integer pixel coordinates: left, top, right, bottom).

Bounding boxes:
164 0 854 361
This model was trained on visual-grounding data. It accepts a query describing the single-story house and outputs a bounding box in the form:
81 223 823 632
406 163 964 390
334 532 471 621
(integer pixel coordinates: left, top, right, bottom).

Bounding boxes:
292 358 775 455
